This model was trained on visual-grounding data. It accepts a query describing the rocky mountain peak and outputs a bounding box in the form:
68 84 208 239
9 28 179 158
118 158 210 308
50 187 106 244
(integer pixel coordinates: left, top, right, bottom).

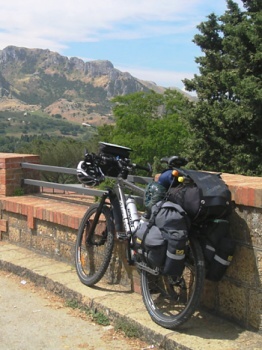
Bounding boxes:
0 46 155 124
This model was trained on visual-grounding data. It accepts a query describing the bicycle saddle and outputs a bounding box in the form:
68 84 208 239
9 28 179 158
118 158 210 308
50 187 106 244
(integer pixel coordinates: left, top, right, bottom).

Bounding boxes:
160 156 188 168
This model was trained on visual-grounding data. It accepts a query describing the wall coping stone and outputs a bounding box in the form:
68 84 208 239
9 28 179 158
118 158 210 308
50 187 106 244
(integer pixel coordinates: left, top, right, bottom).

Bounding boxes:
221 173 262 209
0 195 88 230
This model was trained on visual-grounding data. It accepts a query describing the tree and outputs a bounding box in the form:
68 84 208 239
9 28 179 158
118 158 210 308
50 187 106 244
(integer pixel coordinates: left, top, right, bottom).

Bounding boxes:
97 90 191 169
17 137 87 183
183 0 262 175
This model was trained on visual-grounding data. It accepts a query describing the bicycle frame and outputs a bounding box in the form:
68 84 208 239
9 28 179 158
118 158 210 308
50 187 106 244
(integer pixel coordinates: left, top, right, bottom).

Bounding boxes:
86 176 145 251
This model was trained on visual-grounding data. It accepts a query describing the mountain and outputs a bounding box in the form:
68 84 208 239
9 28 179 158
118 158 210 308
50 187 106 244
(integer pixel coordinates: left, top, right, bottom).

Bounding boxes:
0 46 189 126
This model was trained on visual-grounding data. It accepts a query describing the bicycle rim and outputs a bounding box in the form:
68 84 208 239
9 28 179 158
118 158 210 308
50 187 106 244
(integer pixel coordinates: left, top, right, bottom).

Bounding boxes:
140 237 205 329
75 203 114 286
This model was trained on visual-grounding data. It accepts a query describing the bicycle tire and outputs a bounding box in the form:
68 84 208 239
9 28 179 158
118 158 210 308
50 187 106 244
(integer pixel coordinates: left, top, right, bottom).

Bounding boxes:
75 203 115 286
140 237 205 329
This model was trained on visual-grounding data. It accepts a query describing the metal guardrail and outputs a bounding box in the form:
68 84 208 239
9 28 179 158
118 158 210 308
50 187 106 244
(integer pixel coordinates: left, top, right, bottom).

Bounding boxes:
21 163 77 175
21 162 152 202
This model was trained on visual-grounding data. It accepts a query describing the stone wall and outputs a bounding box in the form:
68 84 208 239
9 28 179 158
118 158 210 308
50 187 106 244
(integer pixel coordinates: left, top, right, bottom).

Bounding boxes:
0 153 261 332
0 194 135 292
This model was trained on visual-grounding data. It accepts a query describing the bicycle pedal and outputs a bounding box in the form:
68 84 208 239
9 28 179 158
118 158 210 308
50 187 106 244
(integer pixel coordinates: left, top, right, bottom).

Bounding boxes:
116 232 130 241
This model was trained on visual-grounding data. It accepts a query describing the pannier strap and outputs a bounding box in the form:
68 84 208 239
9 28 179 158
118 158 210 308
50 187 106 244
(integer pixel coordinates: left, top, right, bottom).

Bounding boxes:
214 255 231 266
166 250 185 260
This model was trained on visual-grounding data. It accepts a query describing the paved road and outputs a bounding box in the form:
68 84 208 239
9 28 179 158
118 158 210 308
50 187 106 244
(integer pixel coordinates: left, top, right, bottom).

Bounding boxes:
0 270 155 350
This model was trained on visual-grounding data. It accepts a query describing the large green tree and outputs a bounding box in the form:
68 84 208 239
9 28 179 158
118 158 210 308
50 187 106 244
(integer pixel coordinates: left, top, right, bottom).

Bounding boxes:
97 89 191 170
183 0 262 175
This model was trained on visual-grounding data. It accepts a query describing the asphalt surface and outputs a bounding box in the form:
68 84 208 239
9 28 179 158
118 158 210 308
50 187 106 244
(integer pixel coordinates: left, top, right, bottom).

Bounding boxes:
0 270 155 350
0 241 261 350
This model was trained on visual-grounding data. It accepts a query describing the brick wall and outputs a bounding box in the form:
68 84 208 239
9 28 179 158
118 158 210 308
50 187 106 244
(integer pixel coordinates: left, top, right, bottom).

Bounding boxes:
0 152 261 332
0 153 40 196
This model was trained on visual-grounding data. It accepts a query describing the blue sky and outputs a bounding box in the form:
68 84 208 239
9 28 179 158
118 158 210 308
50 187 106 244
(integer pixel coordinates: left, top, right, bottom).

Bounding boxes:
0 0 244 92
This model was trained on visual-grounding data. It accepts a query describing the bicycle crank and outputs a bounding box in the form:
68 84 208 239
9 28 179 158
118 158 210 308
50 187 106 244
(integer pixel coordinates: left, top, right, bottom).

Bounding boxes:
136 261 160 275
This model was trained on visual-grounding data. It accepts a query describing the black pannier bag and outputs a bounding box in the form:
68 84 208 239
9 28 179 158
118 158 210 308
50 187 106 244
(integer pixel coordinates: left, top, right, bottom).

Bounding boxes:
98 142 132 177
167 169 232 223
167 184 200 220
200 219 229 262
206 236 235 281
199 219 236 281
134 223 167 268
167 169 235 281
134 201 190 278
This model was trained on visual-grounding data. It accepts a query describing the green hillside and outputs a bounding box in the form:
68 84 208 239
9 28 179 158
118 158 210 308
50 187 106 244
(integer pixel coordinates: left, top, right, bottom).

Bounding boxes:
0 110 95 138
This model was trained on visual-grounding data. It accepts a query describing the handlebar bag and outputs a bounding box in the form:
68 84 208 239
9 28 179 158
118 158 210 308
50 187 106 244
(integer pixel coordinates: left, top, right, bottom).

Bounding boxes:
99 159 121 177
98 142 132 177
99 142 132 159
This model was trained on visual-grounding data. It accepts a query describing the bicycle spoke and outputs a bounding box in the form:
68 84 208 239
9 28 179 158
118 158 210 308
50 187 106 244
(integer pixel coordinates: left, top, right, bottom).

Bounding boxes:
140 238 205 329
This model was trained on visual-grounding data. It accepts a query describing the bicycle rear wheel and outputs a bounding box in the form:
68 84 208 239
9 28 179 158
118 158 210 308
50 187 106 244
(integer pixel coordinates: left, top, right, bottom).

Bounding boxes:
140 237 205 329
75 203 115 286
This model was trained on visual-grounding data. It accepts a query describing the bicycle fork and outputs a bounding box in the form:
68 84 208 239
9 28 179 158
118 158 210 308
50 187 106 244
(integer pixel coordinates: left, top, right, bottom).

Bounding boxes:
86 192 109 245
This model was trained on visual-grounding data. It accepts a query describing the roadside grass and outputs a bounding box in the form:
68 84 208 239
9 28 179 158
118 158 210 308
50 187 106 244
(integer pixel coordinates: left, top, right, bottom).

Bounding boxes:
65 299 110 326
65 299 140 336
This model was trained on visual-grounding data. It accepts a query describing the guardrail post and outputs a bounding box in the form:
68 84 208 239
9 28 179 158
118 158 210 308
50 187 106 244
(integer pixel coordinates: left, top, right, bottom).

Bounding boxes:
0 153 40 196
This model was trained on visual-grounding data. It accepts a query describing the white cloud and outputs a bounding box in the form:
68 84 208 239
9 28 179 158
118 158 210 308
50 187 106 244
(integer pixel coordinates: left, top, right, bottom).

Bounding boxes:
0 0 212 51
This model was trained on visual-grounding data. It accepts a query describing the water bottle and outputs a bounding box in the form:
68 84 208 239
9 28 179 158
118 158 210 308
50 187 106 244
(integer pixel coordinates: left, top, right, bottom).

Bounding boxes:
126 197 140 233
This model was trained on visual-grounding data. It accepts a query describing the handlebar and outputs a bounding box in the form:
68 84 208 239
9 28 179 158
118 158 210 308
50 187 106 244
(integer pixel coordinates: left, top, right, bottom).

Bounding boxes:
84 152 116 165
84 152 152 176
83 151 188 179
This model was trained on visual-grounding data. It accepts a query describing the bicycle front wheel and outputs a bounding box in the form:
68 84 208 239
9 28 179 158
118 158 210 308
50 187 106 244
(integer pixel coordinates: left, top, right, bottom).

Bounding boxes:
75 203 115 286
140 237 205 329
